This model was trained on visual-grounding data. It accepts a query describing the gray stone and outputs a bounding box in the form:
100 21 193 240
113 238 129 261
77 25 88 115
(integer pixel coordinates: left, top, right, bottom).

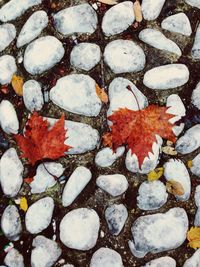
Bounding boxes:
0 100 19 134
0 23 16 52
194 186 200 226
191 153 200 177
4 248 24 267
104 40 146 74
143 256 176 267
183 249 200 267
0 55 17 85
142 0 166 21
24 36 64 75
60 208 100 250
191 81 200 109
192 23 200 59
95 147 125 168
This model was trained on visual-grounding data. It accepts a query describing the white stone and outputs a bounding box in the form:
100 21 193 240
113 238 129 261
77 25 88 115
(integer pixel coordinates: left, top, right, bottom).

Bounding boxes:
142 0 166 21
31 235 62 267
95 147 125 168
107 77 148 117
1 205 22 241
47 118 99 154
191 81 200 109
105 204 128 236
164 159 191 201
0 148 23 197
4 248 24 267
125 135 163 174
90 247 124 267
23 80 44 112
161 13 192 36
102 1 134 36
30 162 64 194
17 10 48 48
60 208 100 250
137 181 168 210
70 43 101 71
166 94 186 136
96 174 128 197
139 28 181 56
0 0 42 22
50 74 102 117
143 64 189 90
185 0 200 8
62 166 92 207
176 124 200 154
195 186 200 226
104 40 146 74
62 265 74 267
143 256 176 267
192 23 200 59
24 36 64 75
25 197 54 234
53 4 98 35
191 153 200 177
129 207 188 258
0 100 19 134
183 249 200 267
0 55 17 85
0 23 16 52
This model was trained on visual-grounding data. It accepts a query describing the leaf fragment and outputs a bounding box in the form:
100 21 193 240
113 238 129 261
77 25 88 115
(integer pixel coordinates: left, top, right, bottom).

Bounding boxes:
147 167 164 182
98 0 118 5
133 0 143 22
187 160 193 168
162 146 177 155
24 177 34 184
187 227 200 249
96 84 108 103
166 180 185 196
20 197 28 212
11 74 24 96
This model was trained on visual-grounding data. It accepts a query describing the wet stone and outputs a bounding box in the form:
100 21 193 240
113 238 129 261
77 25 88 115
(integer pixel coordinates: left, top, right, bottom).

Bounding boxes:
0 55 17 85
141 0 166 21
102 1 134 37
4 248 24 267
0 23 16 52
95 147 125 168
105 204 128 236
192 23 200 60
0 100 19 134
143 256 176 267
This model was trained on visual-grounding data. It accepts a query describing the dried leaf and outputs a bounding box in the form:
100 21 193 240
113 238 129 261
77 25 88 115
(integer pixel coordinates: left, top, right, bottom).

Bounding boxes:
133 0 143 22
187 160 193 168
166 180 185 196
162 146 177 155
24 177 34 184
147 167 164 182
20 197 28 212
187 227 200 249
96 84 108 103
11 74 24 96
98 0 118 5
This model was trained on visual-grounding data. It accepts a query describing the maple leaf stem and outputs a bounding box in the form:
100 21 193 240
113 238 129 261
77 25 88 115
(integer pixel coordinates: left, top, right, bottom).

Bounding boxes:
126 85 140 110
41 161 59 180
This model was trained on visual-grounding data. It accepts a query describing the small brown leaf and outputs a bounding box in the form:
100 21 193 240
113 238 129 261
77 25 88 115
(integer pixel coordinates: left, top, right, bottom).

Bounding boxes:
11 74 24 96
98 0 118 5
166 180 185 196
24 177 34 184
187 227 200 249
133 0 143 22
96 84 108 103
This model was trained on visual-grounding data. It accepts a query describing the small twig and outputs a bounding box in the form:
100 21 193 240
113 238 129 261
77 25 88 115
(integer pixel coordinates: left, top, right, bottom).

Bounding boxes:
41 161 58 180
126 85 140 110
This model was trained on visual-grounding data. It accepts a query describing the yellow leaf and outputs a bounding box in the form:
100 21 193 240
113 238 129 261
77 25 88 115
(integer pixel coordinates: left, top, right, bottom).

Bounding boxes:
133 0 143 22
98 0 118 5
147 167 164 182
162 146 177 155
187 227 200 249
20 197 28 212
96 84 109 103
11 74 24 96
166 180 185 196
187 160 193 168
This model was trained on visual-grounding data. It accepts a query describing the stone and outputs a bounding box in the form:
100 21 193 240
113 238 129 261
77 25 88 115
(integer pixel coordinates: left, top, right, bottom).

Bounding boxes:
104 40 146 74
1 205 22 241
50 74 102 117
47 118 99 154
70 43 101 71
105 204 128 235
141 0 166 21
143 64 189 89
53 4 98 36
0 148 23 197
25 197 54 234
183 249 200 267
129 208 188 258
192 23 200 59
102 1 134 36
191 81 200 109
4 248 24 267
176 124 200 154
137 181 168 210
143 256 176 267
0 55 17 85
90 247 124 267
96 174 128 197
191 153 200 177
164 159 191 201
60 208 100 250
31 235 62 267
139 28 182 56
185 0 200 8
0 23 16 52
195 186 200 226
0 100 19 134
17 10 48 48
95 147 125 168
161 13 192 36
0 0 42 22
23 80 44 112
24 36 64 75
125 135 162 174
62 166 92 207
30 162 64 194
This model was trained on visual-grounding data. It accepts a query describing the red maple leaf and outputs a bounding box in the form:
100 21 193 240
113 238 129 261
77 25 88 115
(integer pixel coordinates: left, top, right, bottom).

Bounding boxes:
15 112 71 165
103 105 176 167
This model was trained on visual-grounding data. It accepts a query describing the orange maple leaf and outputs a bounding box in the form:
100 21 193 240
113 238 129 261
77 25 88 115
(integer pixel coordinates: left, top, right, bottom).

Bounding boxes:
103 105 176 167
15 112 71 165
